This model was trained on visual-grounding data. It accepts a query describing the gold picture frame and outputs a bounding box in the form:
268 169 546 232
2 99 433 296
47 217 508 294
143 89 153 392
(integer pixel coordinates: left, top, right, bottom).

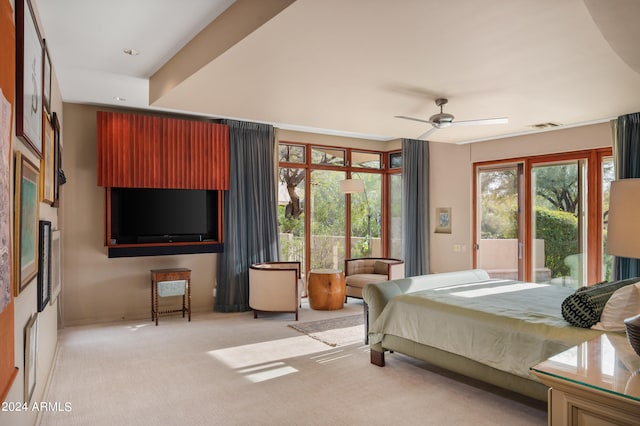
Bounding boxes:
41 113 54 203
14 151 40 295
24 313 37 403
434 207 452 234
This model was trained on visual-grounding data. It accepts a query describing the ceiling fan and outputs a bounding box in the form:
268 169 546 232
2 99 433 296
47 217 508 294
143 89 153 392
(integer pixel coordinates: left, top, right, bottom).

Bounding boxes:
396 98 508 140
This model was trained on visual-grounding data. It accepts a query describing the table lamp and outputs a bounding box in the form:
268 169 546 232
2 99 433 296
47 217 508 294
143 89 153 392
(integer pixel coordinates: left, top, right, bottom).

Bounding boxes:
607 178 640 357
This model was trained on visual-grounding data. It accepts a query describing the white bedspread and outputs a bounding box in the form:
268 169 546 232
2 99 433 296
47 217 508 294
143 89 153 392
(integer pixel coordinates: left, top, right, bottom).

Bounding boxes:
369 279 603 379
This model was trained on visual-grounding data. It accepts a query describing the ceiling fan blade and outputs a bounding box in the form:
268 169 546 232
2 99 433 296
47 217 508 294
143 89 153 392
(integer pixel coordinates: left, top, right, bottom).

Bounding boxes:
450 117 509 127
416 127 439 140
395 115 435 125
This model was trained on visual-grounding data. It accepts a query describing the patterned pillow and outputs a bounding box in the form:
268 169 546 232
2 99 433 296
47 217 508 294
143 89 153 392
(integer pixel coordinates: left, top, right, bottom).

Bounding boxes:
561 278 640 327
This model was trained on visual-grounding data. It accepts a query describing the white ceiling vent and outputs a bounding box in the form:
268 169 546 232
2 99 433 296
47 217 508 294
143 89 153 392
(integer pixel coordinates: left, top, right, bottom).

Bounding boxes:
529 122 562 129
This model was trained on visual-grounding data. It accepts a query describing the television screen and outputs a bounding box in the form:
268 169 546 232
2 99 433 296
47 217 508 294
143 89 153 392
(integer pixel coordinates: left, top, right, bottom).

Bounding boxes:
110 188 217 244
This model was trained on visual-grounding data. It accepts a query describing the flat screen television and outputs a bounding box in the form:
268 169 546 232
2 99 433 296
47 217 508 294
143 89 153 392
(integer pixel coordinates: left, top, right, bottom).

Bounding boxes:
110 188 218 244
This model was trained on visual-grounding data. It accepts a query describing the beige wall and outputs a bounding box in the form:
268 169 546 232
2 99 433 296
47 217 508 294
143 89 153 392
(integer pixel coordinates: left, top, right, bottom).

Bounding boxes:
60 104 219 327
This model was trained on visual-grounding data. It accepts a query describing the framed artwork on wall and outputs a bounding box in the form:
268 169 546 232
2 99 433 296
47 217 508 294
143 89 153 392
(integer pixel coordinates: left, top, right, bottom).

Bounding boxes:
37 220 51 311
15 0 43 158
50 229 61 304
14 151 40 295
435 207 452 234
1 90 11 313
43 39 51 115
23 313 37 403
41 113 54 203
52 112 62 207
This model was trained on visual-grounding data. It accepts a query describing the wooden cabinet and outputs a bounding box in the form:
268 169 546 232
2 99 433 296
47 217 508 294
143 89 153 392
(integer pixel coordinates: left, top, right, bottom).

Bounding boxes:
96 111 229 190
96 110 230 257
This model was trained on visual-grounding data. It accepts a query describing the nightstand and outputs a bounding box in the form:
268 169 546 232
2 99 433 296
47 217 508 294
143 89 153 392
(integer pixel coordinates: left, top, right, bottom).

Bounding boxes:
531 333 640 425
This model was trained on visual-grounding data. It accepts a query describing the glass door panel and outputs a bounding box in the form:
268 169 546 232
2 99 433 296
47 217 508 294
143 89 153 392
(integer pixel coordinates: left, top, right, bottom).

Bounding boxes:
531 161 586 287
310 170 346 270
278 167 306 272
477 166 522 280
350 173 382 258
389 173 402 259
602 157 615 282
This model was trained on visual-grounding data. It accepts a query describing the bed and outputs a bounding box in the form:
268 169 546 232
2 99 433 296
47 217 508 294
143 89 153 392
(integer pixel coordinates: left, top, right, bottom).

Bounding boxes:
363 270 606 401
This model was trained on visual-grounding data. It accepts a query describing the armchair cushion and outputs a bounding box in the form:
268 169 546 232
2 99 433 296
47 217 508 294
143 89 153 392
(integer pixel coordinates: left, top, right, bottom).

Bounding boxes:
373 261 389 275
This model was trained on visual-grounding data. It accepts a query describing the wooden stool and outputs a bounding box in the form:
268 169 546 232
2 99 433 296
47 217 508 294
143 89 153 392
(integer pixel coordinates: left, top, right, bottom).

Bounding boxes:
307 269 346 310
150 268 191 326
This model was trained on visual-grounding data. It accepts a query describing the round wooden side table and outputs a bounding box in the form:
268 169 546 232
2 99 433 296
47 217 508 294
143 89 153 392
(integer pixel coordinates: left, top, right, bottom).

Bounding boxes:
307 268 346 310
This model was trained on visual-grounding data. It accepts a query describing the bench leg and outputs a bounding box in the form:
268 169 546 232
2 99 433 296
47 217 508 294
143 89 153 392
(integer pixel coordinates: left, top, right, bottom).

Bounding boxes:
370 350 385 367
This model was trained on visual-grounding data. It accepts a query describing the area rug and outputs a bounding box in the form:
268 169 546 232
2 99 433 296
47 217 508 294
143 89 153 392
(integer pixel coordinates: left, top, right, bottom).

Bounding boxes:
288 314 365 347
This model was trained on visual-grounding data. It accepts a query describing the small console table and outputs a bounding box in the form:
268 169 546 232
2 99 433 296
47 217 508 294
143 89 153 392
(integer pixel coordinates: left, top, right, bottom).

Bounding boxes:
531 333 640 425
150 268 191 326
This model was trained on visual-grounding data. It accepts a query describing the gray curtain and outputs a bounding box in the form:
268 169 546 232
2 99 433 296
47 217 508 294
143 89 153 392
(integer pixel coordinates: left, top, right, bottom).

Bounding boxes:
214 120 279 312
613 112 640 280
401 138 430 276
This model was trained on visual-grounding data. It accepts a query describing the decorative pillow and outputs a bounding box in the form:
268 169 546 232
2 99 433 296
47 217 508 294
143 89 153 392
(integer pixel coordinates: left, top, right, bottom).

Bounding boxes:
373 261 389 275
592 283 640 332
561 278 640 328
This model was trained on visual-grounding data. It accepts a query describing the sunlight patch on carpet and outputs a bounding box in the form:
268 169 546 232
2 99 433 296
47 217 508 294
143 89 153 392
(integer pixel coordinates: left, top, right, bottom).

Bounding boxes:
288 314 364 347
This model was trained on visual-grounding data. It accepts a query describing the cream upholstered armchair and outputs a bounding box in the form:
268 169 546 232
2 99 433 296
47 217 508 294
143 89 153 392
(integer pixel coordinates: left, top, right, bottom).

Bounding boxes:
344 257 404 299
249 261 303 321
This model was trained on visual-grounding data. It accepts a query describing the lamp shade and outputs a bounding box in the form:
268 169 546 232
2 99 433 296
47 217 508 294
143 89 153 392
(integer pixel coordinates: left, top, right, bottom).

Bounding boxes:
339 179 365 194
607 179 640 258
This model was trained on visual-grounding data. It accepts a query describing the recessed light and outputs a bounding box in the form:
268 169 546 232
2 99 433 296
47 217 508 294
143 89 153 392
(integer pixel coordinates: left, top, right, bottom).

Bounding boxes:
114 96 126 102
123 48 140 56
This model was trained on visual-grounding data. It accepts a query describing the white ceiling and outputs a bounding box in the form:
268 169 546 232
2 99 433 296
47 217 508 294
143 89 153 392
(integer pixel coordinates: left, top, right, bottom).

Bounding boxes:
34 0 640 144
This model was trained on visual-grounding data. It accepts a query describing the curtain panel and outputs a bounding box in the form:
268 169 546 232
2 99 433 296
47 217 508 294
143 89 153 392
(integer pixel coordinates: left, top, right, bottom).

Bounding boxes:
401 138 430 276
215 120 279 312
613 112 640 280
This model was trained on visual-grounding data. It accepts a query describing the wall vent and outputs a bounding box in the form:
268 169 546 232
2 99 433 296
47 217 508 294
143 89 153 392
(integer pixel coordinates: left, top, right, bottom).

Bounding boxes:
529 122 562 129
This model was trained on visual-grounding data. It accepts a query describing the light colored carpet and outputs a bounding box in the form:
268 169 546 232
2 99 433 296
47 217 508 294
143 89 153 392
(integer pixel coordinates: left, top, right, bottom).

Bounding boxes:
39 300 547 426
288 314 364 347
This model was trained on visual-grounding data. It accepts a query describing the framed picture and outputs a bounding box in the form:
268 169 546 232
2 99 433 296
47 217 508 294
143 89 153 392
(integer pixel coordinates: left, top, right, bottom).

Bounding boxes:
24 313 38 403
14 151 40 295
435 207 452 234
50 229 61 305
15 0 44 158
1 91 11 313
43 39 51 114
41 113 54 203
52 112 62 207
37 220 51 311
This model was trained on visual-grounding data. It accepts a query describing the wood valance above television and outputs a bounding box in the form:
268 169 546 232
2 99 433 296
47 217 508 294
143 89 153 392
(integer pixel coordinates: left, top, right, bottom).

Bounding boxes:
96 111 230 189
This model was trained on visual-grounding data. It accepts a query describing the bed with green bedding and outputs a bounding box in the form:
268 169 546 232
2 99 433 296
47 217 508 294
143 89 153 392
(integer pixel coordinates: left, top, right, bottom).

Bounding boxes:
363 269 603 401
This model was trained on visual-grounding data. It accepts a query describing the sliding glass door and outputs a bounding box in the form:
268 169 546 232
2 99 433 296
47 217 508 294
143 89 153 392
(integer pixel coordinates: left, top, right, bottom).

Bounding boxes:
476 165 523 280
475 148 612 287
531 160 586 287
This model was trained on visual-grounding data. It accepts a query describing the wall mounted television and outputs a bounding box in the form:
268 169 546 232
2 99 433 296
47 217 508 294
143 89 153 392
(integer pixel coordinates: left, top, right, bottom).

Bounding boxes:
109 187 219 246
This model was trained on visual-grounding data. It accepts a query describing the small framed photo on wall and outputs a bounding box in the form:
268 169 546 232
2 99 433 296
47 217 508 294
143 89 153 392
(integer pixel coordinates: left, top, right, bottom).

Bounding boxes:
435 207 452 234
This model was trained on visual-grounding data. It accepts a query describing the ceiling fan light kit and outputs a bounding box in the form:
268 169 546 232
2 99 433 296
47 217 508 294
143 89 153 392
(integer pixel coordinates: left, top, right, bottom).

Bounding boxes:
396 98 509 139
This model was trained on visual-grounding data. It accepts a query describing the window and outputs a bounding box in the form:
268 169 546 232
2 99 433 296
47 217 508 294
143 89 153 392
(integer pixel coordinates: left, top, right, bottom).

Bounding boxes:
278 143 394 274
351 151 382 169
311 147 345 166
